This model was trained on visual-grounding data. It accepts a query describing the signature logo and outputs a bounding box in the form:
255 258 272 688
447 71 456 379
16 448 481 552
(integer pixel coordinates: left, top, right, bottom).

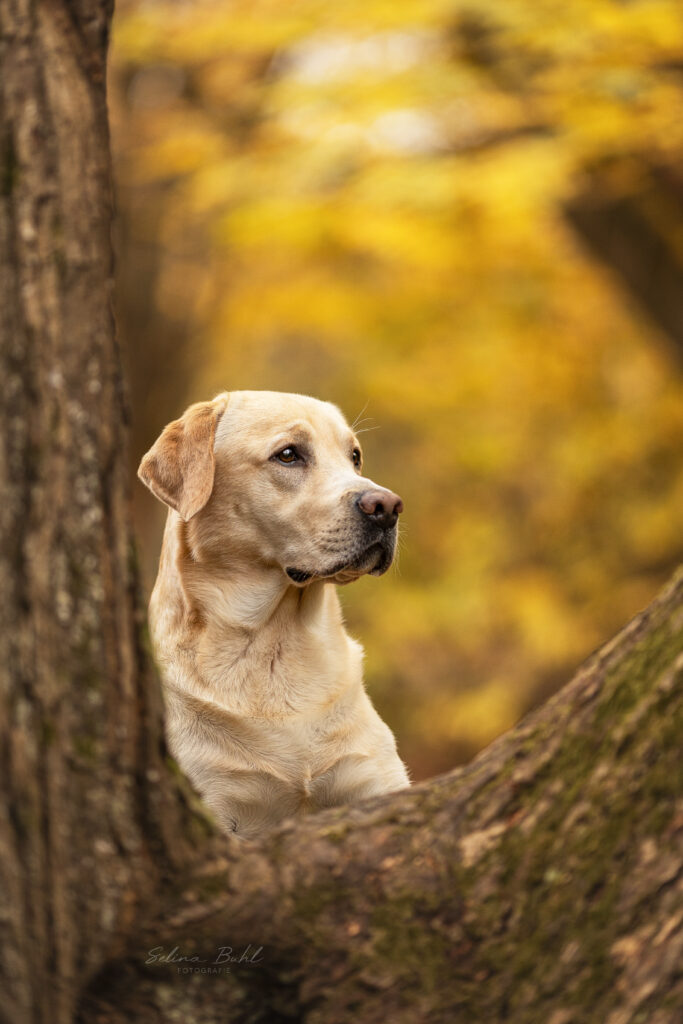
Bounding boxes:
145 944 264 974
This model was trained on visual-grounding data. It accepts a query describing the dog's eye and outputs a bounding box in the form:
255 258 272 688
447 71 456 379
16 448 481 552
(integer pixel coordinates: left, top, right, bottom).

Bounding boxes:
274 447 300 464
352 448 362 469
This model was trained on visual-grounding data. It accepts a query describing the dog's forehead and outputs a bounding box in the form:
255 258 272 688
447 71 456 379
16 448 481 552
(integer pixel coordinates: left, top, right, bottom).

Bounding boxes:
215 390 351 445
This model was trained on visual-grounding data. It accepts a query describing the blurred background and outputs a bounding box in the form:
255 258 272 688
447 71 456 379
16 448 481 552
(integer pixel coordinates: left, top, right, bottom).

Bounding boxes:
109 0 683 781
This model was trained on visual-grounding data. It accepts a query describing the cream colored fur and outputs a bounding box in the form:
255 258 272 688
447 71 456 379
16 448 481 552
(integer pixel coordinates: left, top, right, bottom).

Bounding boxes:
139 390 409 839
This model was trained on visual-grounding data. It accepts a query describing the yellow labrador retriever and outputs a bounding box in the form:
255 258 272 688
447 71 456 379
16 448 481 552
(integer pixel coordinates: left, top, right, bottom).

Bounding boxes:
138 390 409 838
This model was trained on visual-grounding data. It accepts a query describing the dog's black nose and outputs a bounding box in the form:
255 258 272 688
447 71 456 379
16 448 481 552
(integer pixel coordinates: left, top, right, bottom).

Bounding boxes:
356 489 403 530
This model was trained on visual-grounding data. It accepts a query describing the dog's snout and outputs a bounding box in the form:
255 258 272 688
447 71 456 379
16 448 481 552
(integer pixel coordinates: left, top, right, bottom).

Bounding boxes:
356 488 403 530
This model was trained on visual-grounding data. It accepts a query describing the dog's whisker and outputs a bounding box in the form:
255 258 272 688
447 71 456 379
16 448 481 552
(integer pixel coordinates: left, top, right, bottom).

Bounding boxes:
350 399 370 432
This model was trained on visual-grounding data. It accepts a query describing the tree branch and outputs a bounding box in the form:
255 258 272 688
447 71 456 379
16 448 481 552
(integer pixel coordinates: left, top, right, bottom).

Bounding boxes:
82 569 683 1023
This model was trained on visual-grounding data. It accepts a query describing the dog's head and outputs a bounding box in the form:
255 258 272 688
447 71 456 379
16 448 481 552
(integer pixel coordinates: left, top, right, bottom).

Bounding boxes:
138 391 403 585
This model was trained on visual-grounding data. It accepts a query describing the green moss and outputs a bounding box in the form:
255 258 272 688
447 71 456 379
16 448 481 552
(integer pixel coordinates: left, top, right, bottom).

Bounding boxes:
290 879 344 926
52 244 67 284
595 621 679 726
321 823 353 845
73 735 98 760
165 755 185 779
162 757 218 841
41 718 56 747
1 131 17 196
440 594 683 1019
369 894 452 993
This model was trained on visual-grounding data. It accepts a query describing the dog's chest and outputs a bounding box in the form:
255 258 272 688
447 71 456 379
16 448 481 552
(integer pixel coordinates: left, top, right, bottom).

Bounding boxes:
198 618 362 720
244 689 364 782
160 595 400 835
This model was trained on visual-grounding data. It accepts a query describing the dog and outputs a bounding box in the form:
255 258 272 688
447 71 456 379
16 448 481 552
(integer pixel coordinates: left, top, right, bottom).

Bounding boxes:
138 390 410 838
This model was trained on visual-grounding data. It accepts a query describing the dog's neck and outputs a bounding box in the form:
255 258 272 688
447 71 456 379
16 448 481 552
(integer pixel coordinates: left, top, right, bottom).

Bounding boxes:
150 514 362 717
159 514 326 629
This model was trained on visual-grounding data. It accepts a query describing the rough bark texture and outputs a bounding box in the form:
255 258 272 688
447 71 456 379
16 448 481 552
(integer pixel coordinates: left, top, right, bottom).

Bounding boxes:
0 5 681 1024
80 570 683 1024
0 4 197 1022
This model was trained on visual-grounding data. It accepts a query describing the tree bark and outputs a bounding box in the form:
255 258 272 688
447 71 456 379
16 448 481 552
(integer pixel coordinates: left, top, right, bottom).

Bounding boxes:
79 569 683 1024
1 5 681 1024
0 4 196 1022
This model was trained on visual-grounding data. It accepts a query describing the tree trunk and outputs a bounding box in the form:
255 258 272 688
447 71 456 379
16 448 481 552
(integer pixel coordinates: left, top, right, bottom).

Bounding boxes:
1 6 681 1024
0 4 194 1022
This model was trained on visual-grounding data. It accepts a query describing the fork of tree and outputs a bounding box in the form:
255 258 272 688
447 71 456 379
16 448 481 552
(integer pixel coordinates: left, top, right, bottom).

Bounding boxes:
0 3 681 1023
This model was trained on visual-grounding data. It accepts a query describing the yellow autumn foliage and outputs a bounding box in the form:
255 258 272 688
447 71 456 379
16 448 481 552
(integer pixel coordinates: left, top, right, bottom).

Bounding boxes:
111 0 683 778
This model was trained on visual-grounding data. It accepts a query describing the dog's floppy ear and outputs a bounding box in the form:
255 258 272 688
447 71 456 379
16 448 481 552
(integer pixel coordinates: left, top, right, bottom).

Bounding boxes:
137 393 229 521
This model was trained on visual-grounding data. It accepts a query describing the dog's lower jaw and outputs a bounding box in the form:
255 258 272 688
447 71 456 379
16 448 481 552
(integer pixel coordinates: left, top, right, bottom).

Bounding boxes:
285 537 395 587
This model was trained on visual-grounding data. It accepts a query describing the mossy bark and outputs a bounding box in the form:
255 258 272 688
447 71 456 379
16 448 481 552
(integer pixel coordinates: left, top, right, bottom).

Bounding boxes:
81 570 683 1024
1 5 681 1024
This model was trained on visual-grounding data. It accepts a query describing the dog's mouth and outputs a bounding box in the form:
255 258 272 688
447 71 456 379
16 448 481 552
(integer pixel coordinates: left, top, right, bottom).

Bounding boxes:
285 568 314 584
286 539 393 587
